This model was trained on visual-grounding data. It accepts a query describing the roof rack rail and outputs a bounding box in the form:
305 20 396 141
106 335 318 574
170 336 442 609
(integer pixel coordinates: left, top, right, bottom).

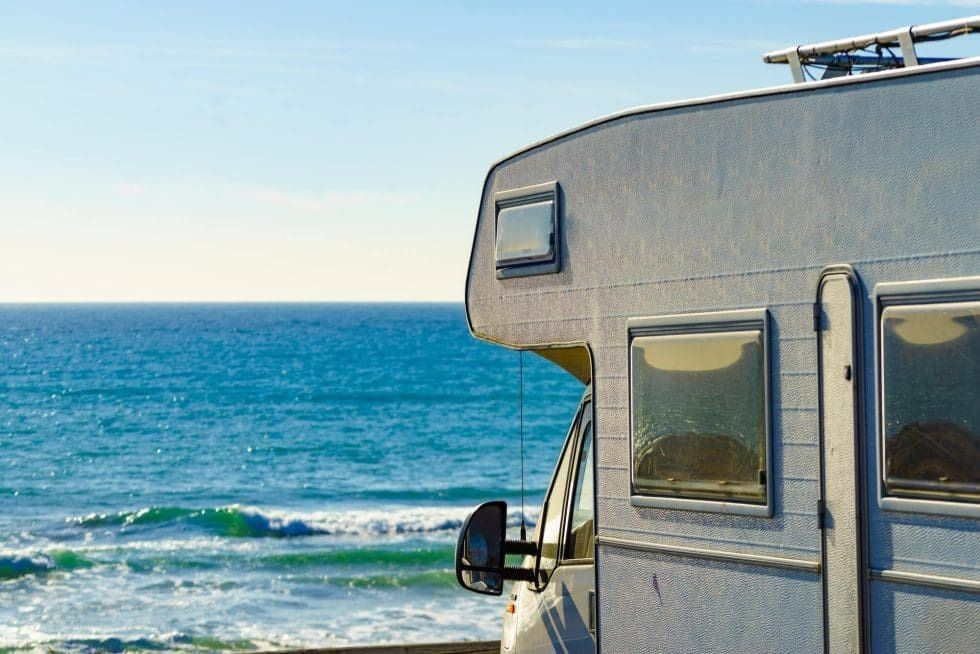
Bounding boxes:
764 15 980 83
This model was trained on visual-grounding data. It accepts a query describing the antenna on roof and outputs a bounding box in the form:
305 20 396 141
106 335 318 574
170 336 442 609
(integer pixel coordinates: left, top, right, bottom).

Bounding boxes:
764 15 980 83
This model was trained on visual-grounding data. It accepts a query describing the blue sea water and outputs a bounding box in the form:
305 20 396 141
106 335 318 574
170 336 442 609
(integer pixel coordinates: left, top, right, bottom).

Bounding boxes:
0 304 583 652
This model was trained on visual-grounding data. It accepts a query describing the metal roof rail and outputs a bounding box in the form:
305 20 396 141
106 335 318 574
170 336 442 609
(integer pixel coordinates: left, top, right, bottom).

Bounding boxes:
764 15 980 83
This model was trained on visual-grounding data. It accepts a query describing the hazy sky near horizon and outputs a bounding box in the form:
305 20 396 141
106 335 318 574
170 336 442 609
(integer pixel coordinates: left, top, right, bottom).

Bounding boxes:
2 1 978 301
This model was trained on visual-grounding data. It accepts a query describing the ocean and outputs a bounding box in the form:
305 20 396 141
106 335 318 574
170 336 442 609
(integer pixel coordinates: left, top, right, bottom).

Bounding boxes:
0 304 583 653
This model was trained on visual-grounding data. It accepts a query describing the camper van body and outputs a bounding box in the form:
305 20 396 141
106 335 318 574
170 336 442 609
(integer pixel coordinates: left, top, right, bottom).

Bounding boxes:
461 55 980 653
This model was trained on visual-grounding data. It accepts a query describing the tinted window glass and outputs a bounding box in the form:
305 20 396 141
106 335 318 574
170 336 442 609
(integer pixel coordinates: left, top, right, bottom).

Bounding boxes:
882 301 980 502
537 419 575 583
495 201 554 267
564 419 594 561
631 329 767 503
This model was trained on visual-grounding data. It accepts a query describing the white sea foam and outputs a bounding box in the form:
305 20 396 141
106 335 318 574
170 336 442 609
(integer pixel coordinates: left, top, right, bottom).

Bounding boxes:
232 504 538 537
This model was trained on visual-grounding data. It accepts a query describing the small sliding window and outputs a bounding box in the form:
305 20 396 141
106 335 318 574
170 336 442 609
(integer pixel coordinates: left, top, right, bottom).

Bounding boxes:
628 309 772 517
877 277 980 516
494 182 560 279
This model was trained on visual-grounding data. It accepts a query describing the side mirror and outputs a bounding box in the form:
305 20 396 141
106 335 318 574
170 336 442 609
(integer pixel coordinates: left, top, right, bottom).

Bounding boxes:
455 501 536 596
455 501 506 595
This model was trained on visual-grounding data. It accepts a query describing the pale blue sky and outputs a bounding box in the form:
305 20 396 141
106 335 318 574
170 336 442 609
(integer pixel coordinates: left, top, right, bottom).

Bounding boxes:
1 1 977 300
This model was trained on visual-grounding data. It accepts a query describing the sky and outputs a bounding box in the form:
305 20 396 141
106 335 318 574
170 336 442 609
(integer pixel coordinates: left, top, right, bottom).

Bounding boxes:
1 1 978 301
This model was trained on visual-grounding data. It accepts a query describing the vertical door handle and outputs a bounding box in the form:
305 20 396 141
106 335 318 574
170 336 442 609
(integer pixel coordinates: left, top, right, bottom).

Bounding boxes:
588 589 597 634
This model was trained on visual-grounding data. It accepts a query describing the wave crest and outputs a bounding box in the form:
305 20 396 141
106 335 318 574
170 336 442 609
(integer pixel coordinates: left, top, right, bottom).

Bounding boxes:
67 504 537 539
0 550 95 581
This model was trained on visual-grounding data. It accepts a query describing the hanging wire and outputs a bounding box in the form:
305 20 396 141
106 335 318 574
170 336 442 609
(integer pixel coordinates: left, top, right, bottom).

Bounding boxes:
519 350 527 541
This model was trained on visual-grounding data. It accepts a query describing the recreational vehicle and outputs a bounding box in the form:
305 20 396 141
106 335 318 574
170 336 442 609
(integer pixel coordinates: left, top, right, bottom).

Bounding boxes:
454 17 980 654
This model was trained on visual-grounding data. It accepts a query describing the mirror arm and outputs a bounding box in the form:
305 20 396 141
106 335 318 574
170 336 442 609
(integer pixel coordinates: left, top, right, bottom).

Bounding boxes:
504 539 538 556
502 566 535 583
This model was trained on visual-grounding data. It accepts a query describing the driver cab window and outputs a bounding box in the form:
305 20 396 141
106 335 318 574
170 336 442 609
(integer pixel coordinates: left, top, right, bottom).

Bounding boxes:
537 418 575 583
564 415 594 561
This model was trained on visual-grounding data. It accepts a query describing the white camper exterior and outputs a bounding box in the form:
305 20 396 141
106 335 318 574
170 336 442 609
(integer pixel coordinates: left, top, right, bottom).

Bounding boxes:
463 55 979 653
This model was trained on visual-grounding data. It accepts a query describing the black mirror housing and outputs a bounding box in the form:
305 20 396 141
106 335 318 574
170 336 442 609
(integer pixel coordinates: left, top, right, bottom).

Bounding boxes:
455 500 507 596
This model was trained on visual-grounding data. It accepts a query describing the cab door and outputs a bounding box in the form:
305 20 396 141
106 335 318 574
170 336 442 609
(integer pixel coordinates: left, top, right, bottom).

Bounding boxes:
506 395 596 653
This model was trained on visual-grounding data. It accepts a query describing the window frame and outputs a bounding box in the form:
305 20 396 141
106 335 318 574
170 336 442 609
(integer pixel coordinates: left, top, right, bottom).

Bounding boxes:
493 182 560 279
874 276 980 520
560 400 595 566
530 390 590 590
627 308 773 518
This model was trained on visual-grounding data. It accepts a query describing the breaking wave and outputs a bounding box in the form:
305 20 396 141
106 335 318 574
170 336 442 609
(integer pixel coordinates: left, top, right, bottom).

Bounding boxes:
67 504 537 539
0 550 95 581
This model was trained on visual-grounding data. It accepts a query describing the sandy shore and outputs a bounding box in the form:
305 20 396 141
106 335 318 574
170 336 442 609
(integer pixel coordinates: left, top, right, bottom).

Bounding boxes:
263 642 500 654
